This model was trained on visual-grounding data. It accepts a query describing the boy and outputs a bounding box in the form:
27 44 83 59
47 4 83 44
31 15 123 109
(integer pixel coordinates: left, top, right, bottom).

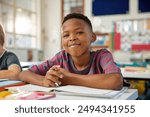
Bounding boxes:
19 13 123 90
0 24 22 79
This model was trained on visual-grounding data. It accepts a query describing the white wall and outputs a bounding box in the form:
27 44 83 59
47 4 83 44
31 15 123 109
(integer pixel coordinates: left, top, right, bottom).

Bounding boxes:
41 0 61 60
10 48 40 62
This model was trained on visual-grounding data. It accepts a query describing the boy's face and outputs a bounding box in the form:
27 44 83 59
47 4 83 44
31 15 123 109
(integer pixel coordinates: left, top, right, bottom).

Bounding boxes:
61 18 95 57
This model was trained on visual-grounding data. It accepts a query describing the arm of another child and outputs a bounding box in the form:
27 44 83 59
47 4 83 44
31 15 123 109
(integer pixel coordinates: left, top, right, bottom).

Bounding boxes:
19 67 62 87
19 70 44 86
0 64 21 80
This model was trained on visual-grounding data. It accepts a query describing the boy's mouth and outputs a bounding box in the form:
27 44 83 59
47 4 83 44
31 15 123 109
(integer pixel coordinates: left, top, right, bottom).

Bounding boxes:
68 43 81 48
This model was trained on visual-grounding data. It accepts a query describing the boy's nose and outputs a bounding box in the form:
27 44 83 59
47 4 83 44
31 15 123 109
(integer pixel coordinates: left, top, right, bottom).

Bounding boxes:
70 34 77 41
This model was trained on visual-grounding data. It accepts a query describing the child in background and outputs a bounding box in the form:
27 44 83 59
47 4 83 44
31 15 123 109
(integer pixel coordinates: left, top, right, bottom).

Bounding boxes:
0 24 22 79
19 13 123 90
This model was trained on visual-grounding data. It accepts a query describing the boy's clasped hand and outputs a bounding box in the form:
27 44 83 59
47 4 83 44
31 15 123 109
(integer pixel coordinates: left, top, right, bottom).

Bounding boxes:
43 65 64 87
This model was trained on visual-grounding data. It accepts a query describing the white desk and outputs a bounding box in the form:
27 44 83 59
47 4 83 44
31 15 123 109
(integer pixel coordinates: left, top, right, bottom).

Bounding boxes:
52 89 138 100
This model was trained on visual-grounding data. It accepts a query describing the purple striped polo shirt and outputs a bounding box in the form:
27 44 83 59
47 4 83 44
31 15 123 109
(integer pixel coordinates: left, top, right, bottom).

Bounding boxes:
29 49 121 75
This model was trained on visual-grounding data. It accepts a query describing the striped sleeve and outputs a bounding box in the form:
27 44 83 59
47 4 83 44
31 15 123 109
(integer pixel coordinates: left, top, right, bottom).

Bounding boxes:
29 54 60 76
99 49 121 74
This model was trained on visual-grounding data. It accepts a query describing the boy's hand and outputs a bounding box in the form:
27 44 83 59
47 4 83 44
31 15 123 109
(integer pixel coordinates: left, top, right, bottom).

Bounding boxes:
42 65 63 87
54 67 72 85
56 67 70 78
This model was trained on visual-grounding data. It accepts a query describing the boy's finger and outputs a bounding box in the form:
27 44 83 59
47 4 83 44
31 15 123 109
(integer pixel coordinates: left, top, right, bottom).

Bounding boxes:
46 75 61 86
50 65 60 71
47 69 63 78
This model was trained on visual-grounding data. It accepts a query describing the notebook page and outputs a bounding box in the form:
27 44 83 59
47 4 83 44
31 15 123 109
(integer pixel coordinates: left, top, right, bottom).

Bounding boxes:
54 85 128 98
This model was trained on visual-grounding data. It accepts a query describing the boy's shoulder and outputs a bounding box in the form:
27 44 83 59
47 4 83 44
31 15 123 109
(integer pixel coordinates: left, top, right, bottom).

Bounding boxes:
56 50 67 56
52 50 69 62
94 49 110 54
54 50 69 59
91 49 112 58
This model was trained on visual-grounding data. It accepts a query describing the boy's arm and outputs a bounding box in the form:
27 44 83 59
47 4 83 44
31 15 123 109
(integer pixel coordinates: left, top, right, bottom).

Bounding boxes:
46 66 123 90
19 70 44 86
58 68 123 90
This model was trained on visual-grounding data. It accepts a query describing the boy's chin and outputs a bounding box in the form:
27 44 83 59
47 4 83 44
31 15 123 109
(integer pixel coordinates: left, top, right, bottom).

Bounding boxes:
69 51 82 56
69 51 87 57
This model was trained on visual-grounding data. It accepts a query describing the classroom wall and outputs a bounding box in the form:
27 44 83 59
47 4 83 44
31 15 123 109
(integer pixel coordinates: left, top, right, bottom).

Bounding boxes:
85 0 150 62
10 49 40 62
41 0 150 62
85 0 150 33
13 0 148 61
10 0 150 61
41 0 61 60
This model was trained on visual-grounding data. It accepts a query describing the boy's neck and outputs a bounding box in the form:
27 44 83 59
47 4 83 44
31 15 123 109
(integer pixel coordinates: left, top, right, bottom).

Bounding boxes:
72 52 91 70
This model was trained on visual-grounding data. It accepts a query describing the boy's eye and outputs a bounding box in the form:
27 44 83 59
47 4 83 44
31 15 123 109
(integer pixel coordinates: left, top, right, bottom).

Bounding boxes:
63 34 69 38
76 31 83 35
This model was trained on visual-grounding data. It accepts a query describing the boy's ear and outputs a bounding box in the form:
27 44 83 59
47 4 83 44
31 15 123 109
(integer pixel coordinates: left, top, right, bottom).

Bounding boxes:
91 33 96 43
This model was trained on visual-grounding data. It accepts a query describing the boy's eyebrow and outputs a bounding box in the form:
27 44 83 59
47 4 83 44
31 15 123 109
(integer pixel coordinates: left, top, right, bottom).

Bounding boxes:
74 27 84 30
62 27 84 33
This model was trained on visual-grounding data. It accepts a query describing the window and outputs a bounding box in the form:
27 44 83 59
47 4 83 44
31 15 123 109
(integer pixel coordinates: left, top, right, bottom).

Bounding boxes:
62 0 84 19
0 0 37 49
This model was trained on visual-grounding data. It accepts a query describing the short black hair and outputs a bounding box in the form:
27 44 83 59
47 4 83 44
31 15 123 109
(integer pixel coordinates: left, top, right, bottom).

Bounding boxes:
62 13 93 31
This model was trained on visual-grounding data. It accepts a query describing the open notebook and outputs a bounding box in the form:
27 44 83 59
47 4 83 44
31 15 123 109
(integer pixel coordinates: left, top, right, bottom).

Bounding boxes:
6 84 128 99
